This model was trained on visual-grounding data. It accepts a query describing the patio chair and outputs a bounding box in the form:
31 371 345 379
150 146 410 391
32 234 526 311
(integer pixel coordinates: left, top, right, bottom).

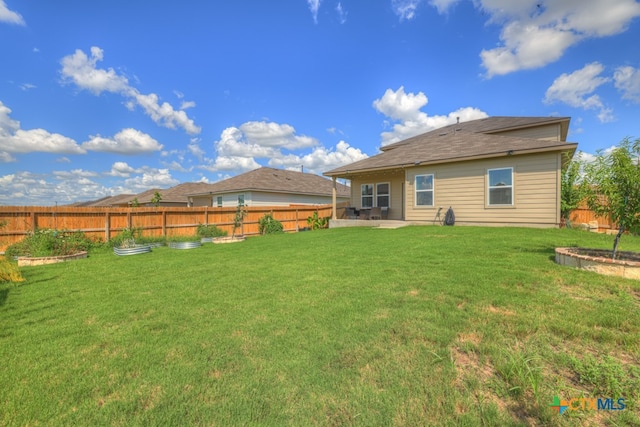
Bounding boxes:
369 207 382 220
343 207 357 219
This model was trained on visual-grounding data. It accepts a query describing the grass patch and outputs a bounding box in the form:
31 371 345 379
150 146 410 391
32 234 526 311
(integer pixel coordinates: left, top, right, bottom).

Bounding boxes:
1 226 639 426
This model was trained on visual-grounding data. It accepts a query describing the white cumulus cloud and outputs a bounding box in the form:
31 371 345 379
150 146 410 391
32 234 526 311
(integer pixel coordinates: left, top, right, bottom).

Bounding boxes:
268 140 368 175
0 101 85 155
545 62 613 123
373 86 488 145
426 0 640 77
82 128 163 154
0 0 25 25
60 46 201 135
614 66 640 103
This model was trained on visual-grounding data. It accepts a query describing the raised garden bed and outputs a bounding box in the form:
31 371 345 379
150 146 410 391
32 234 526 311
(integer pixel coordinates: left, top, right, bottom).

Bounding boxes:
212 236 245 244
169 241 202 249
555 247 640 280
17 251 88 267
114 245 152 256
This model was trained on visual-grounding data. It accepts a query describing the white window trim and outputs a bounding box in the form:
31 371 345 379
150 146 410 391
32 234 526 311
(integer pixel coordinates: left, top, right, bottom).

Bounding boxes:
237 193 246 206
414 174 434 207
487 167 514 207
376 182 390 208
361 183 374 208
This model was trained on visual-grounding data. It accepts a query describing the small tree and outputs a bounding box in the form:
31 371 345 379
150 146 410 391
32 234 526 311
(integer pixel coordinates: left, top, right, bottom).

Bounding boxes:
560 151 584 226
232 204 248 238
582 137 640 259
151 191 162 207
130 197 140 207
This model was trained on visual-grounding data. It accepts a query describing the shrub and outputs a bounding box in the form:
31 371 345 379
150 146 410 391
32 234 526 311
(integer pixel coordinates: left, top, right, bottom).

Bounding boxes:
258 213 284 235
0 256 24 282
5 228 94 258
306 212 328 230
196 224 227 238
108 227 142 248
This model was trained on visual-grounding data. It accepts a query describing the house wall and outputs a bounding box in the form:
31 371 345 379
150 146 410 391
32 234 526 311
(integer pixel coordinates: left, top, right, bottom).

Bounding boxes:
190 191 348 207
492 123 562 141
404 151 562 227
250 191 349 206
349 170 405 220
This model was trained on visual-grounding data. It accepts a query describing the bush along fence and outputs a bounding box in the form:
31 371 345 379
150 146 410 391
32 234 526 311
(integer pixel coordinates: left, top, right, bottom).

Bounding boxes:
0 204 334 252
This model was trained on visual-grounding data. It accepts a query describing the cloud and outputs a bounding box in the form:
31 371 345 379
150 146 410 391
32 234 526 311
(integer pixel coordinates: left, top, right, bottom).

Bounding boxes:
132 92 200 134
268 140 368 175
0 101 85 155
614 66 640 103
122 169 179 192
204 120 366 175
392 0 422 20
20 83 36 91
240 121 318 150
373 86 488 145
60 47 130 95
426 0 640 77
544 62 613 123
307 0 321 23
480 22 576 77
336 2 347 23
60 46 201 135
82 128 163 154
0 171 112 206
109 161 137 177
0 0 25 25
0 151 16 162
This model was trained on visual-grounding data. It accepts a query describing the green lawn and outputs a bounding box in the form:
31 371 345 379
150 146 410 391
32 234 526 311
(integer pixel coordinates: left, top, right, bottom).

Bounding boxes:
1 226 639 426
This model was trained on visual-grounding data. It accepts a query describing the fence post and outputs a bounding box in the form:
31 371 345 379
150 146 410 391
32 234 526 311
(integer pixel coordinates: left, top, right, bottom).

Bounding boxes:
105 211 110 242
162 210 167 237
31 211 36 232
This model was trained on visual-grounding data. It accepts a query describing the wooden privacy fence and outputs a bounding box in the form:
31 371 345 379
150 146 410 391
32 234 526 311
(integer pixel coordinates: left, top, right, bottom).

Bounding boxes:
0 204 335 252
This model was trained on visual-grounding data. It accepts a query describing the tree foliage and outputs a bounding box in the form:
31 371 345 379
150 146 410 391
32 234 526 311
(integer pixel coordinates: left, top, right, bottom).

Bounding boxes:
582 137 640 258
258 213 284 235
151 191 162 207
560 151 584 223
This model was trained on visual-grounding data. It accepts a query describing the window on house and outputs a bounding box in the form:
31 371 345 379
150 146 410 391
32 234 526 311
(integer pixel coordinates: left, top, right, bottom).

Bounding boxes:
415 174 434 206
361 184 373 208
488 168 513 205
238 194 245 206
216 196 223 207
376 182 390 208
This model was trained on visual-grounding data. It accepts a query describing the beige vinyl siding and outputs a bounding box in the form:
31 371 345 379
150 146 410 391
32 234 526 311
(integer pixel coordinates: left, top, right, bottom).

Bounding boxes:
405 152 561 227
349 170 404 220
492 123 562 141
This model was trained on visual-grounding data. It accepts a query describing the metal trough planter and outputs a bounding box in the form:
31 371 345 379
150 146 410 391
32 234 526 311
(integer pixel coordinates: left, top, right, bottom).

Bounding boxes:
168 241 202 250
114 245 152 256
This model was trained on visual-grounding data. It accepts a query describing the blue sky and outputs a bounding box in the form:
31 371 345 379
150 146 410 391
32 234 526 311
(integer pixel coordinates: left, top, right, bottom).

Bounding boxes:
1 0 640 206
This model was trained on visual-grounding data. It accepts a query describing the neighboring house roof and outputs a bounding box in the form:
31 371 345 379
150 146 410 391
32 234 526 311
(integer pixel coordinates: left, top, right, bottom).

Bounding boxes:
129 182 213 205
188 167 351 198
73 194 136 207
325 116 577 177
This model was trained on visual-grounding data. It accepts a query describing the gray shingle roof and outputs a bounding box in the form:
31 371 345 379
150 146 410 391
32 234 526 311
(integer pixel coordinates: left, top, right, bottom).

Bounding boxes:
188 167 351 198
325 116 577 177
